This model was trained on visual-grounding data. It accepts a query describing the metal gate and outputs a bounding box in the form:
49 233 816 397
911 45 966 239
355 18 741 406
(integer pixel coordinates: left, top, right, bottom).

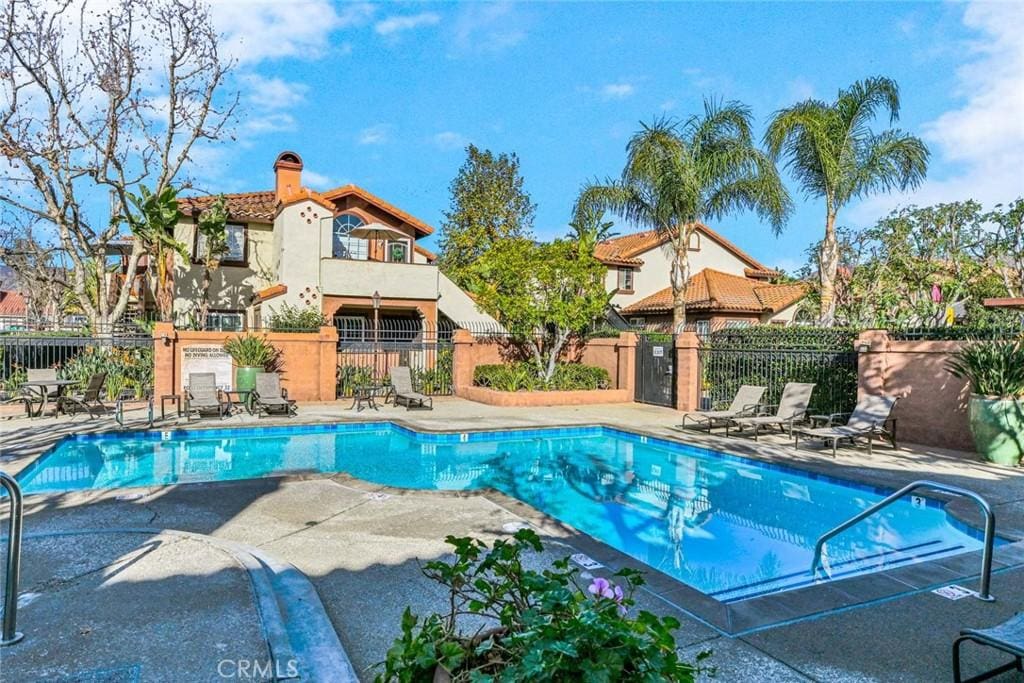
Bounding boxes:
634 334 675 407
335 319 454 398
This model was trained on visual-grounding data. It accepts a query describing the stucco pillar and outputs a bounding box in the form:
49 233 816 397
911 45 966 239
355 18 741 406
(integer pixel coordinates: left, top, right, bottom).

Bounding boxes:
674 331 701 412
318 325 340 402
152 322 177 399
616 332 638 397
451 329 476 396
856 329 890 400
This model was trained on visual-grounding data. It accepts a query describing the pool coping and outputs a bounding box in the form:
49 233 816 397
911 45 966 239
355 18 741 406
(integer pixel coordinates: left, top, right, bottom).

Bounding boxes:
13 417 1024 636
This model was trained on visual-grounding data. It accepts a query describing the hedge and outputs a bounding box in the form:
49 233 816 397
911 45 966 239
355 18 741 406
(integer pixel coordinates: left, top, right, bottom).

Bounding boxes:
474 362 610 392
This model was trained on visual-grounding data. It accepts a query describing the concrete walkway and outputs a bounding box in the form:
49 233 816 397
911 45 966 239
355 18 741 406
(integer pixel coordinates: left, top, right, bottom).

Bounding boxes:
3 398 1024 681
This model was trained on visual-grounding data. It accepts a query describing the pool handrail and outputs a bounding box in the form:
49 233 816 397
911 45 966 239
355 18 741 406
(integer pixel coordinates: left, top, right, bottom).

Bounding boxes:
811 479 995 602
0 471 24 645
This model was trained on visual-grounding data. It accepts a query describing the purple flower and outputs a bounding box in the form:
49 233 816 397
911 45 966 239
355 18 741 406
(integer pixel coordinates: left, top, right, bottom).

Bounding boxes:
588 577 615 599
613 585 624 602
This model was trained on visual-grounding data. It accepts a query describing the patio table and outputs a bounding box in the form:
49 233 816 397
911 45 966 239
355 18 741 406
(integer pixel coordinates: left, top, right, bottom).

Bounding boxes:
350 384 384 412
20 379 79 418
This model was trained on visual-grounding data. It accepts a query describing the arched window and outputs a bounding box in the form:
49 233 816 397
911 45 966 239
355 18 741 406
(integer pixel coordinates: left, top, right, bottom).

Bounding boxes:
332 213 367 260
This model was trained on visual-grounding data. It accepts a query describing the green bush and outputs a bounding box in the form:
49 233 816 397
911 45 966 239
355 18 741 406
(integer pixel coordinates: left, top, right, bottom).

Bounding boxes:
336 365 375 397
412 347 453 395
474 362 610 391
377 530 708 682
61 346 154 400
223 333 277 368
266 303 328 332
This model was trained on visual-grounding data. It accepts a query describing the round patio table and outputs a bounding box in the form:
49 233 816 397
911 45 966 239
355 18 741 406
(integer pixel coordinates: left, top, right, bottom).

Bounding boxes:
20 379 78 417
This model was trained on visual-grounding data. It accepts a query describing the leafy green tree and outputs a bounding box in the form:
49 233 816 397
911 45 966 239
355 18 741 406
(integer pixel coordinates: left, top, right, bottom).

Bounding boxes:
470 237 609 383
577 104 791 330
984 199 1024 299
765 77 930 322
438 145 536 287
122 185 188 322
194 195 229 329
567 203 617 254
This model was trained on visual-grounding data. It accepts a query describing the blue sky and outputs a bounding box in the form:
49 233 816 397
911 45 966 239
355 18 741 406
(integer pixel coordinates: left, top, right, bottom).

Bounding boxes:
200 1 1024 273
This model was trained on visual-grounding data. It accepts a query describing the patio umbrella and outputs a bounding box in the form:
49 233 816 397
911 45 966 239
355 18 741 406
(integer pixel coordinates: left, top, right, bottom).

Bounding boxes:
347 222 409 242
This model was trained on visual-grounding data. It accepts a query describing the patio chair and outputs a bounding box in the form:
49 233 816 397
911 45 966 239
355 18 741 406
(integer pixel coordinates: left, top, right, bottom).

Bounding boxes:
389 366 432 410
953 612 1024 683
794 395 899 457
252 372 297 418
680 385 766 432
22 368 60 417
725 382 816 441
58 372 108 419
184 372 231 420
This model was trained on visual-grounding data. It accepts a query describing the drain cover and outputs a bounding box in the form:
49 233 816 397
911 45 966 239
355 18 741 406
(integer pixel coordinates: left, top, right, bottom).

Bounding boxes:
54 664 141 683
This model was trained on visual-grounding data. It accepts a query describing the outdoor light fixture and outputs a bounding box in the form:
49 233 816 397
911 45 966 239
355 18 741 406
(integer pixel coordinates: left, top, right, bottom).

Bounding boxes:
372 290 381 310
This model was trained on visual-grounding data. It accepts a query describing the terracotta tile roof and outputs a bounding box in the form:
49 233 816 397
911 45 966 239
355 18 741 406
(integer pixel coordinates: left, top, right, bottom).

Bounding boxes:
178 191 277 223
621 269 808 315
321 184 435 236
0 290 27 316
594 223 769 271
744 267 780 280
278 188 336 213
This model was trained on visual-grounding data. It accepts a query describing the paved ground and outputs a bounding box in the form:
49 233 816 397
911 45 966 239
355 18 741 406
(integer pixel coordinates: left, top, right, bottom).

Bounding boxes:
3 398 1024 681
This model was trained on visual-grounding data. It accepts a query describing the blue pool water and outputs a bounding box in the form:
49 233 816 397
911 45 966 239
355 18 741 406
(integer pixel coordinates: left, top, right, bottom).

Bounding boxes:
17 423 986 600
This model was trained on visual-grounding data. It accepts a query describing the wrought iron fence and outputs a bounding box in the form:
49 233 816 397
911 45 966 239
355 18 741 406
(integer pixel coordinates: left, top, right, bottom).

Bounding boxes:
698 324 859 416
335 319 455 397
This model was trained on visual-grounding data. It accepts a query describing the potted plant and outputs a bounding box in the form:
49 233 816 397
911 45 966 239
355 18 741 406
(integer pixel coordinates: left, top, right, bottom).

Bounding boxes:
223 333 277 393
947 340 1024 466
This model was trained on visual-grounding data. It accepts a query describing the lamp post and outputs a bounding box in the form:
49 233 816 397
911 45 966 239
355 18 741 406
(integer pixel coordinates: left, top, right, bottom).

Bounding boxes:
372 290 381 379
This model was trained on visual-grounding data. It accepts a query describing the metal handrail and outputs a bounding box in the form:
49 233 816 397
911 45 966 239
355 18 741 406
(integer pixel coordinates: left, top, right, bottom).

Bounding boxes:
0 472 24 645
811 479 996 602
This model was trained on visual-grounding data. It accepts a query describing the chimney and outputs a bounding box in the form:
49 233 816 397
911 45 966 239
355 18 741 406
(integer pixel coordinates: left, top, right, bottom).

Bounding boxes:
273 151 303 200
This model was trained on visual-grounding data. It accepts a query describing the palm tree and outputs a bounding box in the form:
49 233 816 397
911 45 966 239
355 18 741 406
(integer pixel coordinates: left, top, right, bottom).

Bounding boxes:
576 101 791 330
123 185 189 323
765 77 929 322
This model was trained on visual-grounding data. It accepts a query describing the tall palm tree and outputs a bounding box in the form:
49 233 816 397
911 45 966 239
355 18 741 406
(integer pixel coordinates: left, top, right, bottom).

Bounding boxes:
765 77 929 322
576 101 791 330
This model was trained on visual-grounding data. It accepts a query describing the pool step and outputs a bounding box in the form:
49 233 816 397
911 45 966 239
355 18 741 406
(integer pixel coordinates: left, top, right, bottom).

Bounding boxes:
716 540 968 603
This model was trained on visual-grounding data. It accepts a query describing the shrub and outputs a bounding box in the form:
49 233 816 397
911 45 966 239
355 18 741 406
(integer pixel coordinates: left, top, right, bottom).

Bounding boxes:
474 362 610 391
376 530 708 682
267 303 328 332
336 365 375 397
947 339 1024 398
61 346 154 400
223 333 277 369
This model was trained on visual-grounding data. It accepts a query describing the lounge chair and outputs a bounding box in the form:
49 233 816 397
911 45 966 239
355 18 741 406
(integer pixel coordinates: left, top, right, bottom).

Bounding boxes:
680 385 766 432
389 366 432 410
953 612 1024 683
185 372 231 420
252 372 297 418
58 372 108 419
725 382 816 440
794 395 899 457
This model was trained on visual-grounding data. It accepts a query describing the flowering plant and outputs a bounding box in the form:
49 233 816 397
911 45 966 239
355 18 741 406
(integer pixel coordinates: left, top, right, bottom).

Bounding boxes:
376 529 709 682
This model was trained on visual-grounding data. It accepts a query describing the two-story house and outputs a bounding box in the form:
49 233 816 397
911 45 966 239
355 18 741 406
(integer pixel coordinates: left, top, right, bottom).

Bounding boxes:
155 151 493 334
594 225 807 330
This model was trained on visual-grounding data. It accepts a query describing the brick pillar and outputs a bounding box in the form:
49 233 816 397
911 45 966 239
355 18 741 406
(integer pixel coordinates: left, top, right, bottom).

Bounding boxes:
616 332 638 397
152 322 177 398
856 329 890 401
675 331 701 412
318 325 340 401
451 329 476 396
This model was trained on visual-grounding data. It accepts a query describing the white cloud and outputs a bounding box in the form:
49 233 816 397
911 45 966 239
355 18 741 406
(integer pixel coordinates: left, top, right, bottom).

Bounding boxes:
211 1 374 65
600 83 636 100
375 12 441 37
433 131 469 150
450 2 526 53
850 1 1024 223
358 124 391 145
238 74 308 109
302 170 335 188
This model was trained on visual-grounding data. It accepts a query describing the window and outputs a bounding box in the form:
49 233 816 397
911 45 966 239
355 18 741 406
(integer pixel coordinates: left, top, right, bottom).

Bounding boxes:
629 317 646 327
694 319 711 338
617 267 635 292
386 240 410 263
207 311 244 331
688 232 701 251
196 223 246 264
332 214 368 260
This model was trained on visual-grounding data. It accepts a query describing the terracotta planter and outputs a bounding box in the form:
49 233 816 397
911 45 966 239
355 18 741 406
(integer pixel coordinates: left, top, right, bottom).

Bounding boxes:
234 366 260 392
968 394 1024 466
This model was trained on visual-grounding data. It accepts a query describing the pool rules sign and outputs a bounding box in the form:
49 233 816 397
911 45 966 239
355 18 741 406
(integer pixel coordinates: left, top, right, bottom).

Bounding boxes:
182 345 233 391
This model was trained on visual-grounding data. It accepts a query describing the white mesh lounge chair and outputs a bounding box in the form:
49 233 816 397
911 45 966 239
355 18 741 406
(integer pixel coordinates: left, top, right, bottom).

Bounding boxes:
185 372 231 420
58 372 108 419
794 395 899 457
389 366 432 410
252 372 297 418
726 382 815 440
680 385 765 432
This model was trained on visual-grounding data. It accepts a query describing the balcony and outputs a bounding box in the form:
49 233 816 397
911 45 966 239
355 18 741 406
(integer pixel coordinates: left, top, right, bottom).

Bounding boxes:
319 258 440 301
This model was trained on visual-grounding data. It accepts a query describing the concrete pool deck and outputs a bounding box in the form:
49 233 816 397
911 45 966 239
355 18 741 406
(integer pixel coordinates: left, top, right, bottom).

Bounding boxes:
3 398 1024 681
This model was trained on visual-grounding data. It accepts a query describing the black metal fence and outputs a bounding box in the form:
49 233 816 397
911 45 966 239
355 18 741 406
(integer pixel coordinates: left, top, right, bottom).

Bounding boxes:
335 319 455 397
697 324 860 416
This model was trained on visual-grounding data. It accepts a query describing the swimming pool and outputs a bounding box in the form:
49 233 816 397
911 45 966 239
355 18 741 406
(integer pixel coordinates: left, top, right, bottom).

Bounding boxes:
17 422 987 601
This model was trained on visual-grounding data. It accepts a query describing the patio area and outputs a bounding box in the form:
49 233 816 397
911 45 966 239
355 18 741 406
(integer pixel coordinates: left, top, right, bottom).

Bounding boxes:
3 398 1024 681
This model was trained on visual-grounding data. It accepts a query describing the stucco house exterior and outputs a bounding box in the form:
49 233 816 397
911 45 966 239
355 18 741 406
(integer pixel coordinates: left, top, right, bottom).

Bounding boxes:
138 151 493 334
593 225 807 329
